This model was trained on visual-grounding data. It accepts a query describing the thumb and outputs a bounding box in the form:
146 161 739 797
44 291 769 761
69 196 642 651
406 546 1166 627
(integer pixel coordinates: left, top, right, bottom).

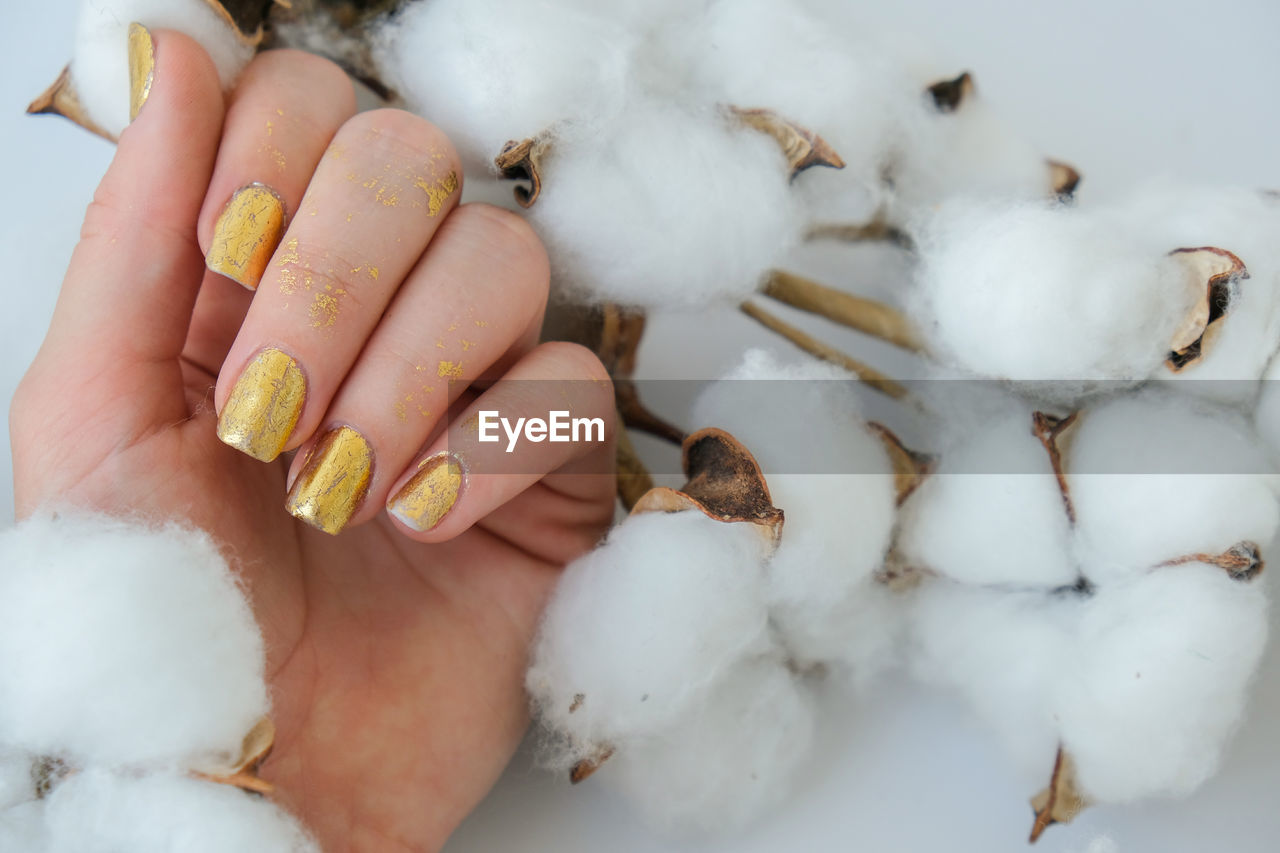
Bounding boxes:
19 26 227 444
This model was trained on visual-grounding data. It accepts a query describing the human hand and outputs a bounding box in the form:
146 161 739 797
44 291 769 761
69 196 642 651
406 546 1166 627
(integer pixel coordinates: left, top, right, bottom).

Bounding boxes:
10 30 616 852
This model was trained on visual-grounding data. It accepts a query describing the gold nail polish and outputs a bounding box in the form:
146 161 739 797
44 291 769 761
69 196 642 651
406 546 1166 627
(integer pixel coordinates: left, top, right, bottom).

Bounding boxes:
217 348 306 462
285 426 373 535
207 185 286 290
388 454 464 532
128 23 154 122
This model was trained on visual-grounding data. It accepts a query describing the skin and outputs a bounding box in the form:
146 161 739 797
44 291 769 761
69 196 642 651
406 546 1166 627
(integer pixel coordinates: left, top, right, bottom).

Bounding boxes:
10 34 616 853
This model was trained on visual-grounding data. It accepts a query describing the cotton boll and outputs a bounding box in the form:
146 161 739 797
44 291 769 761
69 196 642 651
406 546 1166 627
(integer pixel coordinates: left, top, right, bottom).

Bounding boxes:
527 511 772 767
605 659 816 830
689 350 899 671
529 101 803 309
374 0 638 174
1069 393 1278 584
43 769 318 852
908 581 1077 779
897 400 1079 588
72 0 255 137
1057 564 1267 802
0 514 267 769
913 200 1198 394
1118 184 1280 402
678 0 900 219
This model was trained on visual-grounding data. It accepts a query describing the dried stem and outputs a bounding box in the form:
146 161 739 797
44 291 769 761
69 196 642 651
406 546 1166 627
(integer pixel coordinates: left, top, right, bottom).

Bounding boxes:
595 304 687 445
805 220 913 249
739 301 909 400
763 269 924 352
615 424 654 512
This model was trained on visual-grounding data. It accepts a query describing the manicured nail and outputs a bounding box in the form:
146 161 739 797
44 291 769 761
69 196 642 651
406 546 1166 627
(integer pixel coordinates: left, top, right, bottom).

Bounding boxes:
206 184 286 290
388 453 465 532
285 426 373 535
217 348 306 462
128 23 154 122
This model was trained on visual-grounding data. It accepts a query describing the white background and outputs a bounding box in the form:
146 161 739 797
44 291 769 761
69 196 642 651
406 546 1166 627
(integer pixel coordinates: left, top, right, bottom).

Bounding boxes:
3 1 1279 851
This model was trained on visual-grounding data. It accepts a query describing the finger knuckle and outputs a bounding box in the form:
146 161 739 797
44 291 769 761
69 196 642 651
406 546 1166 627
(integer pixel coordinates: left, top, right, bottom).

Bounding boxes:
247 49 357 116
338 109 462 178
541 341 614 388
447 203 550 296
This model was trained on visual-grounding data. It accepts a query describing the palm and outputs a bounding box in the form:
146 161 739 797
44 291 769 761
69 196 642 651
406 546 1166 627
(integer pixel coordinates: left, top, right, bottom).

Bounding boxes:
13 354 613 852
12 35 616 850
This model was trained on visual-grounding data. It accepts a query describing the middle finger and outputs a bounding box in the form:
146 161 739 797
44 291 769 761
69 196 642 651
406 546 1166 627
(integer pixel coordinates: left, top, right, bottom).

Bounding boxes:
214 109 463 463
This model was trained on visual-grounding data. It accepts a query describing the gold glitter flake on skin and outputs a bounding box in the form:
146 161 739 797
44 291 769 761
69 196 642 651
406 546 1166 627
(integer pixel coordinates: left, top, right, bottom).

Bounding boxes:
277 236 301 266
206 185 286 290
388 454 464 532
415 170 460 216
438 361 463 379
285 426 374 535
262 142 286 172
127 23 153 121
310 291 340 329
217 348 306 462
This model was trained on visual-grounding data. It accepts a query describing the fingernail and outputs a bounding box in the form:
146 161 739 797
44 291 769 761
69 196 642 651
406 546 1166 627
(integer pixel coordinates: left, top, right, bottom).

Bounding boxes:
388 453 465 532
217 348 307 462
207 184 286 290
128 23 154 122
285 426 373 535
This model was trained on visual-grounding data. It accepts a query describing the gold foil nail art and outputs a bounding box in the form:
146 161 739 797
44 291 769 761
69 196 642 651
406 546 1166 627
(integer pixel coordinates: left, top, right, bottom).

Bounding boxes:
217 348 306 462
388 454 464 532
206 184 286 290
285 426 373 535
128 23 154 122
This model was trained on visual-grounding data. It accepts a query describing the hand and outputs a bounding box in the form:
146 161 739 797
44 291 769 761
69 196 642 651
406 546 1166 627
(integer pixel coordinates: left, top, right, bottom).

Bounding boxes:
10 31 616 852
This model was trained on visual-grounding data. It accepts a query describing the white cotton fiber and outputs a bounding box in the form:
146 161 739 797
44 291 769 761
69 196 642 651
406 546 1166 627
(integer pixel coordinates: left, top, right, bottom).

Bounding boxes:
527 510 772 766
0 514 268 769
606 659 816 830
0 801 46 852
43 769 318 852
888 94 1055 220
1257 353 1280 459
1068 393 1278 583
913 199 1195 393
529 99 802 309
689 349 899 673
1057 564 1267 802
897 400 1079 588
0 750 32 810
769 580 904 679
1116 184 1280 400
908 581 1077 779
72 0 255 137
373 0 637 174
